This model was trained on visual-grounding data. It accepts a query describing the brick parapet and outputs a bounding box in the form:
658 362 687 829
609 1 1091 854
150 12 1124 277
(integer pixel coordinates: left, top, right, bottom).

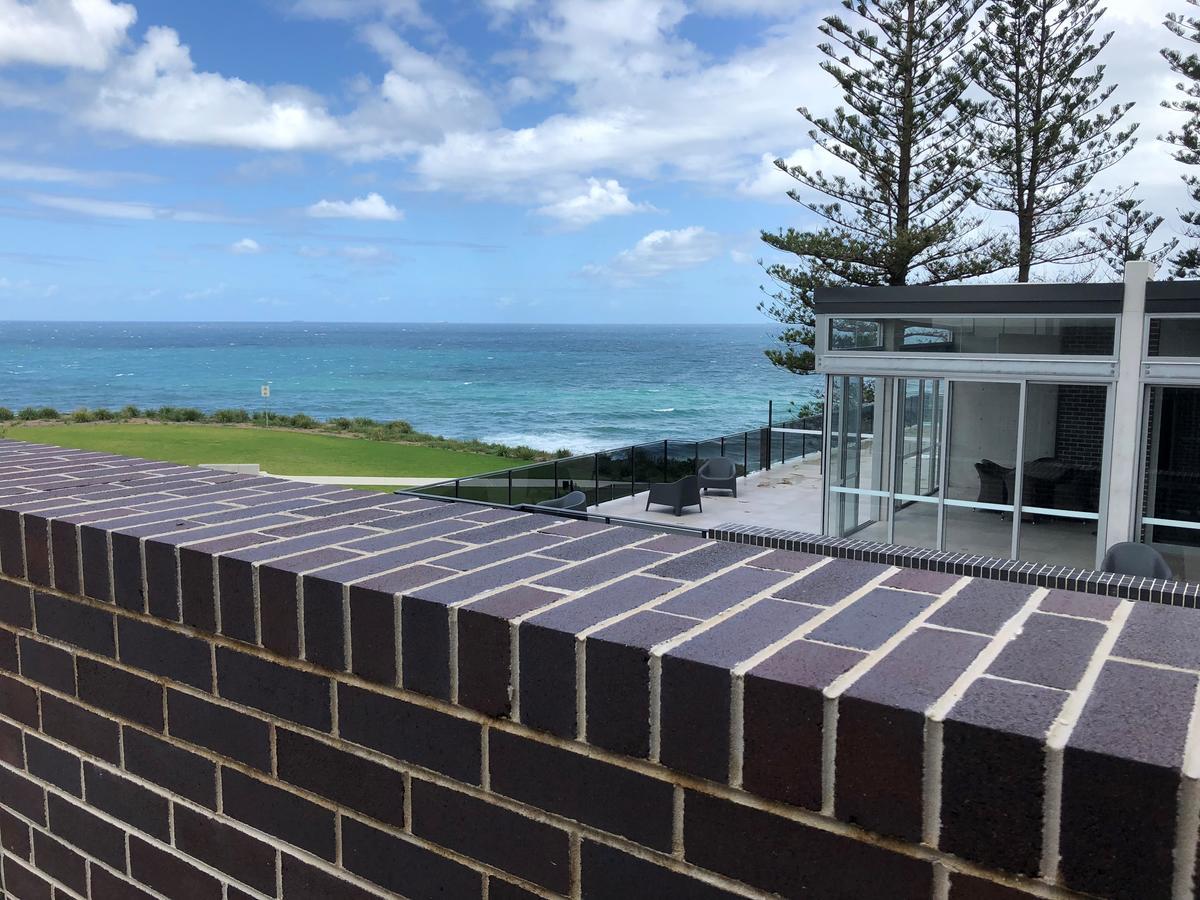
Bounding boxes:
0 439 1193 898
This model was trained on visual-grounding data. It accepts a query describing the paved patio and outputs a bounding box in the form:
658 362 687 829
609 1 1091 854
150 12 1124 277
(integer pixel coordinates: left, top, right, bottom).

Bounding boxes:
592 455 824 532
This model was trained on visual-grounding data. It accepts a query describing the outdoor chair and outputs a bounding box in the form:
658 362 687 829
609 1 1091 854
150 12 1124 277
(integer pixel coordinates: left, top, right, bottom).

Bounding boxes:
1101 542 1174 579
974 459 1014 507
646 475 702 517
698 457 738 497
537 490 588 512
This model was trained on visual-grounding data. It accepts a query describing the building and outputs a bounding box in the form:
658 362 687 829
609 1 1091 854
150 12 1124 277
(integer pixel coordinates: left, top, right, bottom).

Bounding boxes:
814 261 1200 579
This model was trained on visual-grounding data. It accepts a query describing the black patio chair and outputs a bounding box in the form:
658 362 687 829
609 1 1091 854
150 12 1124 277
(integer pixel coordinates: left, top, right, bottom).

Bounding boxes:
1101 542 1174 579
698 457 738 497
975 459 1013 507
537 490 587 512
646 475 702 517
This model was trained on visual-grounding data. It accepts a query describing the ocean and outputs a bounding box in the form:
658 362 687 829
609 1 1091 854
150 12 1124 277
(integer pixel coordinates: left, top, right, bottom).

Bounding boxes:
0 322 822 453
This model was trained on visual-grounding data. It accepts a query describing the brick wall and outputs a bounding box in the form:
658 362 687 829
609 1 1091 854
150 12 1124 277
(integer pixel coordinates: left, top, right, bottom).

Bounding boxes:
0 440 1196 899
1053 384 1107 469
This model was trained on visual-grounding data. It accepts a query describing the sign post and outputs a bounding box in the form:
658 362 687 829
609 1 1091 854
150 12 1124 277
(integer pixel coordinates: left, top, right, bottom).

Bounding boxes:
261 384 271 425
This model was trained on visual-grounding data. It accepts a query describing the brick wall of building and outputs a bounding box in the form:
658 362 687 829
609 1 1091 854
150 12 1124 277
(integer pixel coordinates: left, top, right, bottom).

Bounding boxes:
0 439 1195 899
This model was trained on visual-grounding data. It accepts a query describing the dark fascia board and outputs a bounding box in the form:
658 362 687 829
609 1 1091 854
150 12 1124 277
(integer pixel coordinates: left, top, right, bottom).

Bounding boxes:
1146 280 1200 313
813 282 1124 315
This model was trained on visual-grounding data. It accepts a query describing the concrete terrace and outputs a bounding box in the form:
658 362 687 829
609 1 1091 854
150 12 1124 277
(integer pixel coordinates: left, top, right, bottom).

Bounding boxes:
0 438 1196 897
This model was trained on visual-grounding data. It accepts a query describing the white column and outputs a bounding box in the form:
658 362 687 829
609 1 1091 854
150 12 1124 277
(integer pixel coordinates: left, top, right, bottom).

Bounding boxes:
1103 260 1152 553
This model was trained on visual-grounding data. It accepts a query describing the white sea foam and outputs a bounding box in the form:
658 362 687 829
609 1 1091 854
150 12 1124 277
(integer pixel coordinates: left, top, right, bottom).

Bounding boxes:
653 407 676 413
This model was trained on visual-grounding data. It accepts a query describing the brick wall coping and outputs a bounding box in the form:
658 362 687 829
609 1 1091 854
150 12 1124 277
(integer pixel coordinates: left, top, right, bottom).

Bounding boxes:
0 438 1197 898
715 522 1200 607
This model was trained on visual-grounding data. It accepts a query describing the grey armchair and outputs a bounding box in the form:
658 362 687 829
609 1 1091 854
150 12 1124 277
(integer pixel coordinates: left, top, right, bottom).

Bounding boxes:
538 490 588 512
698 457 737 497
1101 542 1174 579
646 475 702 517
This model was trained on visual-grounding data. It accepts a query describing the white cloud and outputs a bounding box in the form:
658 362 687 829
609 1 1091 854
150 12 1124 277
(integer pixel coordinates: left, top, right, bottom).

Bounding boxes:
86 27 349 151
183 283 227 300
535 178 653 228
340 244 393 263
0 0 136 70
0 159 112 185
585 226 722 282
230 238 262 254
289 0 429 23
307 192 403 221
28 192 224 221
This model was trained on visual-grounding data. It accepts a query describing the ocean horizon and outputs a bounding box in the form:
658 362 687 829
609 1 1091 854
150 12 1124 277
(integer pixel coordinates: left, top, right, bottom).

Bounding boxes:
0 321 821 453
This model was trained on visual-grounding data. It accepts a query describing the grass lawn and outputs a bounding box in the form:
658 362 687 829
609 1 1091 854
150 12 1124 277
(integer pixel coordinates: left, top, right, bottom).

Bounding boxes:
0 423 511 478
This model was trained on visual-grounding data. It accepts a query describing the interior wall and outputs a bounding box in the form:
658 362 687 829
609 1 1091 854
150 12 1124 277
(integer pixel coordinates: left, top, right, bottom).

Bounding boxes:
947 382 1021 497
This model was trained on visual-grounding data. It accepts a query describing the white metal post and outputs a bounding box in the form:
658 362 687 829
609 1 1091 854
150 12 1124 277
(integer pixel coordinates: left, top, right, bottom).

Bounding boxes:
1104 260 1152 552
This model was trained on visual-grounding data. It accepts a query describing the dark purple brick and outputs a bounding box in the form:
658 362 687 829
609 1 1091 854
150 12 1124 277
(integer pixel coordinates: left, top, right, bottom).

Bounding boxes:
0 765 45 823
585 610 695 757
110 532 145 612
302 574 348 671
32 830 87 895
83 762 170 841
1040 589 1120 621
535 548 661 591
0 807 30 859
282 856 381 900
929 579 1036 634
22 515 50 586
25 733 81 795
0 670 39 727
123 727 217 809
177 544 218 625
773 558 888 605
50 520 80 594
947 873 1037 899
743 639 865 808
662 599 820 781
656 566 789 619
342 817 482 900
216 556 256 644
490 729 674 849
408 555 558 605
411 779 570 892
836 627 989 841
684 791 933 897
435 532 565 570
747 548 824 573
222 767 336 860
34 590 114 656
941 677 1066 875
646 542 763 580
538 526 647 560
520 575 678 739
1114 601 1200 670
639 533 708 554
581 841 743 900
0 508 24 577
1060 661 1197 898
48 794 125 869
883 568 961 593
79 524 112 602
450 514 542 545
348 584 397 685
131 836 223 900
19 635 76 693
117 616 212 691
143 538 181 621
216 647 331 730
988 612 1105 690
0 578 32 627
0 717 21 767
399 593 453 701
277 728 405 829
457 585 561 718
172 805 276 896
3 855 53 900
806 587 935 650
338 682 481 783
41 694 120 763
167 689 272 771
77 657 164 729
91 865 157 900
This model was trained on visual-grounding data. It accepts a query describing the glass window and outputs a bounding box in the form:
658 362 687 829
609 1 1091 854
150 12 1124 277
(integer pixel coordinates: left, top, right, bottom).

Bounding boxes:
1017 384 1105 568
943 382 1021 558
1147 317 1200 357
892 378 943 550
1140 385 1200 581
827 375 888 539
828 316 1116 356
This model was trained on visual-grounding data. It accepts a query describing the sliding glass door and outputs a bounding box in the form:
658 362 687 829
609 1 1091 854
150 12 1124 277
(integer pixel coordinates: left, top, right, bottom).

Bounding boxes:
1140 385 1200 581
825 374 1109 567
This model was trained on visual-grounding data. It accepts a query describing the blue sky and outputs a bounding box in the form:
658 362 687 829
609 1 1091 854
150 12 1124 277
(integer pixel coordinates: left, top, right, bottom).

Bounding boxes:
0 0 1183 323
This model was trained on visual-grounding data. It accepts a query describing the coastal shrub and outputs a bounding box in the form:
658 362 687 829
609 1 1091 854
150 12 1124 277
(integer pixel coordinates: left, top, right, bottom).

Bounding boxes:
19 407 58 420
284 413 318 429
212 408 251 423
325 417 353 431
0 408 12 421
17 408 38 420
92 408 116 421
119 405 140 419
386 420 414 434
152 406 205 422
70 408 94 423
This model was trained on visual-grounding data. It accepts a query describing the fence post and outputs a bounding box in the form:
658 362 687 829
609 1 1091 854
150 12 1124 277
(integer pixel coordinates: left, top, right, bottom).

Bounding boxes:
553 460 559 498
454 479 460 499
662 439 668 482
630 446 636 498
766 400 773 471
507 469 513 506
743 434 748 475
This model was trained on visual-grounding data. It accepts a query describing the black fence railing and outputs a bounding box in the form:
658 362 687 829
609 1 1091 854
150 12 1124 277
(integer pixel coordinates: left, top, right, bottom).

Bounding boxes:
410 401 823 509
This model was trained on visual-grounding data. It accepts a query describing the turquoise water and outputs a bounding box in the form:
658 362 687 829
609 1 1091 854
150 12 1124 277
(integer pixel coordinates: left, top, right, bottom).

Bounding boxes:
0 322 821 452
